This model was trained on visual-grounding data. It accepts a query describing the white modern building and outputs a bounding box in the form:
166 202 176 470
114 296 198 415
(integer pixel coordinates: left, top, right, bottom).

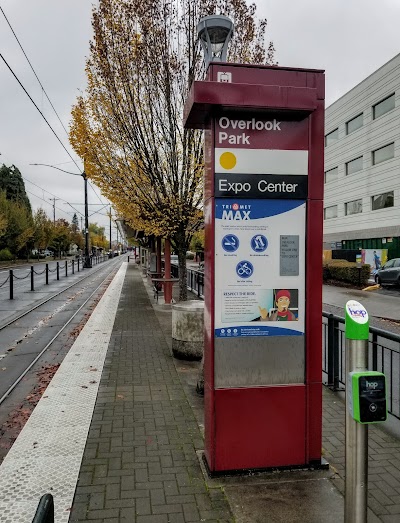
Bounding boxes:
324 53 400 258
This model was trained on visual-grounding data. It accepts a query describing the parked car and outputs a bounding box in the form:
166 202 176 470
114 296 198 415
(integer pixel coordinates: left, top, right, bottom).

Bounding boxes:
375 258 400 286
32 249 53 258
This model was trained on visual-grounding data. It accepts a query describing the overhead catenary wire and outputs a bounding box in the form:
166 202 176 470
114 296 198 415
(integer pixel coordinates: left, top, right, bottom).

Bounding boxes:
0 6 70 138
0 52 81 173
88 180 107 205
23 176 84 218
25 189 75 219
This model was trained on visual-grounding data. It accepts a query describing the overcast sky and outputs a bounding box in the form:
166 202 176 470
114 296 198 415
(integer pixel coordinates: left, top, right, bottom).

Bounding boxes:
1 0 400 242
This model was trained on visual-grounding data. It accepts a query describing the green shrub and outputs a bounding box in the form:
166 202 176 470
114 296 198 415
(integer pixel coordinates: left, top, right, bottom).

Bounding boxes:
0 248 13 261
323 259 370 286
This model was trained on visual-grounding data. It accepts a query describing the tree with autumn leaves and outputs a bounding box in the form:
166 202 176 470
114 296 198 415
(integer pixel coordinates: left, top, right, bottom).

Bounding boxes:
70 0 274 299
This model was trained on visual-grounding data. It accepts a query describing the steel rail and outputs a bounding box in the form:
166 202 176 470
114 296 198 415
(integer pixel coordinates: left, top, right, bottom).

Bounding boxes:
0 260 121 407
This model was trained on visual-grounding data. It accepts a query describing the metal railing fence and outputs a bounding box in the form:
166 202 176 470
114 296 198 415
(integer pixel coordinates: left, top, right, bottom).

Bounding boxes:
323 312 400 419
0 255 109 300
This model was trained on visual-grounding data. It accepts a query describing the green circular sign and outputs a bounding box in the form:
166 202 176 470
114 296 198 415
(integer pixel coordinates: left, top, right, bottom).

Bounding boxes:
345 300 369 340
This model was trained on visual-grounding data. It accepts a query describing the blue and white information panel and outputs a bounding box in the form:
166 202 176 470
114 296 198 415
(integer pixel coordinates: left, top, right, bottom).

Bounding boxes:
214 199 306 338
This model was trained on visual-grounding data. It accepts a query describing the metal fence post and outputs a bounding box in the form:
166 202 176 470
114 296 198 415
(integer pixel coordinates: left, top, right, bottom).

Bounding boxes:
371 331 378 371
327 314 335 388
9 269 13 300
31 266 34 291
45 263 49 285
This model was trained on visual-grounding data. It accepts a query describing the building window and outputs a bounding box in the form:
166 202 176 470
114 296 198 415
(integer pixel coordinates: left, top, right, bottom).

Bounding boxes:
324 167 338 183
324 205 338 219
346 156 363 175
373 93 395 119
371 191 394 211
345 199 363 216
372 142 394 165
346 113 363 135
325 128 338 147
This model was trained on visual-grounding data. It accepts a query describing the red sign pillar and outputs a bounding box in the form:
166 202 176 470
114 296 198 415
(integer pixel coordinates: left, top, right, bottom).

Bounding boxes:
184 63 325 473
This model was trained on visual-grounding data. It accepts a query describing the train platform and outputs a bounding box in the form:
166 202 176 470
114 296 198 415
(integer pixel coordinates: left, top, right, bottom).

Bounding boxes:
1 261 400 522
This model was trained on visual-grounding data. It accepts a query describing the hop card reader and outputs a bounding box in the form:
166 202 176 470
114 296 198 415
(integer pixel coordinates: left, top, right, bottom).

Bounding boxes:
348 371 387 424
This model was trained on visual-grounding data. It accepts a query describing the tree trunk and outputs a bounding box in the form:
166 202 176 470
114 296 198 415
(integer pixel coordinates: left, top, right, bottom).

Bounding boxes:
177 247 187 302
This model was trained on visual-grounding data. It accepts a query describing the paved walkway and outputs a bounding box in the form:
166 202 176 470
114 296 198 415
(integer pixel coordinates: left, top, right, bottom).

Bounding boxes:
69 264 232 522
1 262 400 522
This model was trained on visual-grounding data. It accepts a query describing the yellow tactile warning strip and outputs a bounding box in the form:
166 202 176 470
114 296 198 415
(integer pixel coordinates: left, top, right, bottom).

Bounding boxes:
0 262 127 523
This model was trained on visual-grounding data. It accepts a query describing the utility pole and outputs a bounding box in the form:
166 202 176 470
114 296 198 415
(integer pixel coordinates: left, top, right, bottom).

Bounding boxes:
49 197 60 224
82 172 92 268
109 206 112 251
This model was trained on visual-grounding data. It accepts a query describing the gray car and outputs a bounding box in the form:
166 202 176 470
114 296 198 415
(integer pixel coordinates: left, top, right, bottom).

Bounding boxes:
375 258 400 286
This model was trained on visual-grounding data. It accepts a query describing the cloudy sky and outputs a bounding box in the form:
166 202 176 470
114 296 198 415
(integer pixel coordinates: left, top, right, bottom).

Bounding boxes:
1 0 400 241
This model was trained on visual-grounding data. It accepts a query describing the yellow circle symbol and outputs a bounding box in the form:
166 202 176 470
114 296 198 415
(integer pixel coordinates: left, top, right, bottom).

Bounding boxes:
219 151 237 170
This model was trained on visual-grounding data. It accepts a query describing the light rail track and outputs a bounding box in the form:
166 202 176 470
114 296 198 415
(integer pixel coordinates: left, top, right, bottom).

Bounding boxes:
0 257 125 407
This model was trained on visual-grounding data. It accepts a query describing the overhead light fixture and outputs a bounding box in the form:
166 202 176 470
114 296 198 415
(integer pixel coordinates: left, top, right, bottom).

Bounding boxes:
197 14 234 68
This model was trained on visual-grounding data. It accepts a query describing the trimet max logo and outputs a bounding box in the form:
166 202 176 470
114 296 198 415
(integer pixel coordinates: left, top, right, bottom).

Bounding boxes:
221 203 251 220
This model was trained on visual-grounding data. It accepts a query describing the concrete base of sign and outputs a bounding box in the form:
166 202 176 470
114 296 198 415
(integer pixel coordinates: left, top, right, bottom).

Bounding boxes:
172 300 204 360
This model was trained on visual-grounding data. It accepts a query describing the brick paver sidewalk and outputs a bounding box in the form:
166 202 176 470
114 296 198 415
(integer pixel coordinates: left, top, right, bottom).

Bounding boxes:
323 387 400 522
69 264 233 522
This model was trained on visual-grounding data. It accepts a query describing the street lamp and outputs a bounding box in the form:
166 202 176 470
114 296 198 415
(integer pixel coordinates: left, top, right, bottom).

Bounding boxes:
30 163 92 268
197 14 234 67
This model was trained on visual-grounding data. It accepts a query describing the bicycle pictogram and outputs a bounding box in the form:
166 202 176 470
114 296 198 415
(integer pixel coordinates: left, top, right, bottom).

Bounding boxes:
236 260 254 279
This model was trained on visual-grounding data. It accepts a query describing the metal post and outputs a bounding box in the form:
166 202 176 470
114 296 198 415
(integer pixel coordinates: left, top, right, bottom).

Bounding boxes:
31 266 34 291
109 206 112 251
65 260 68 277
9 269 13 300
77 258 80 272
46 263 49 285
82 172 92 268
32 493 54 523
56 262 59 281
372 332 378 371
345 300 369 523
72 260 75 274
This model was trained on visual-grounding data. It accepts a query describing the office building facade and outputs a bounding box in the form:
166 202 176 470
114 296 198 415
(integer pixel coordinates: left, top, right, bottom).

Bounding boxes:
324 53 400 259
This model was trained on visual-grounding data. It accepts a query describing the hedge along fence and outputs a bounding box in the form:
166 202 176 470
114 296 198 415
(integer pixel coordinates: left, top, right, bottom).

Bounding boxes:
323 259 371 286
